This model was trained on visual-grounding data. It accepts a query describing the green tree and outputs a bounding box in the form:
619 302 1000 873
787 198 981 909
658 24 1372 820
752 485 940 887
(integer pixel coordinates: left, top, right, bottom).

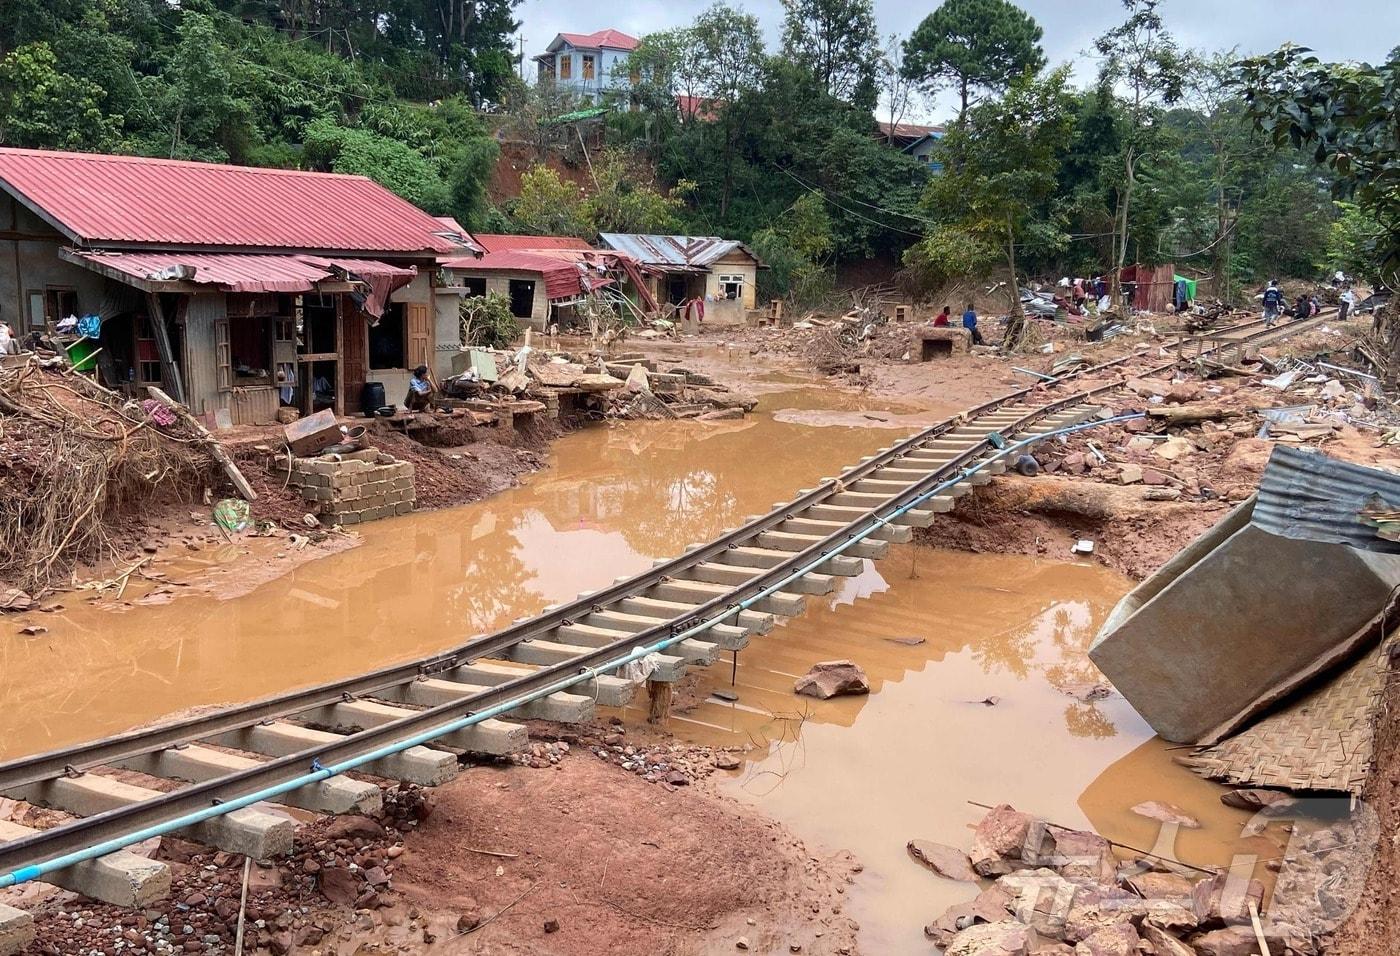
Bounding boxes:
1095 0 1188 305
779 0 880 109
150 11 253 161
0 42 121 150
912 67 1077 346
582 149 688 235
510 165 590 237
1237 45 1400 284
903 0 1045 124
1324 202 1386 280
302 118 453 212
751 192 835 303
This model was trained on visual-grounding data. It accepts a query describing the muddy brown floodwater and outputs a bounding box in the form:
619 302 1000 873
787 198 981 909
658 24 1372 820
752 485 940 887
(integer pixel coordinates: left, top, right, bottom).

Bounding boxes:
0 387 931 760
1 380 1274 956
641 548 1281 953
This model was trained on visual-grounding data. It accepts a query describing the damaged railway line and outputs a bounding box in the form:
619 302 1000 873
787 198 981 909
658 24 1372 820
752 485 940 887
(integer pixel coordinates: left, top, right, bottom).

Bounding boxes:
0 313 1336 935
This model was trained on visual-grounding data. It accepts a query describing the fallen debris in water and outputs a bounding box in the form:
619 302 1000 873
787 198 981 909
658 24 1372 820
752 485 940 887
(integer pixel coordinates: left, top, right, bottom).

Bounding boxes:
906 840 979 882
1130 801 1202 829
793 660 870 699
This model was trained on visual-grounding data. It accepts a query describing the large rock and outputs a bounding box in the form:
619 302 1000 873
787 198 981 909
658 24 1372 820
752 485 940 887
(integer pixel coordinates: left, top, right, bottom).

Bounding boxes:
793 660 869 699
970 805 1050 877
907 840 980 882
1047 829 1116 884
1219 788 1297 813
1074 922 1139 956
1122 871 1196 903
1191 872 1264 927
945 920 1034 956
1139 922 1195 956
1190 925 1274 956
319 867 361 906
926 883 1018 946
323 815 386 841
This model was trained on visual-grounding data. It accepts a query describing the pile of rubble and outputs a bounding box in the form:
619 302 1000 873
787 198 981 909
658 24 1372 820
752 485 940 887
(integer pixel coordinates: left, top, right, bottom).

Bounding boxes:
586 727 744 785
440 347 758 423
913 802 1359 956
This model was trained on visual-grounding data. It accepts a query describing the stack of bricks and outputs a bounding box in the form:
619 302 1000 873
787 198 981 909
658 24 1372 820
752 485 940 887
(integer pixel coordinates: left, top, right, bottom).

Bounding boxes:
270 448 416 526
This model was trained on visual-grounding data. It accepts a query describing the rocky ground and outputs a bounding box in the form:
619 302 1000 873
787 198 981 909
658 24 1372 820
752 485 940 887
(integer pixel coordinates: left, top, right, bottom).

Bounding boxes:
908 801 1371 956
8 722 859 956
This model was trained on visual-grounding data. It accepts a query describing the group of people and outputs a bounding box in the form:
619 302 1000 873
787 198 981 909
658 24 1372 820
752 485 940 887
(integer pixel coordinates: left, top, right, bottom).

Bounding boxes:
933 303 985 345
1059 276 1110 311
1260 278 1359 327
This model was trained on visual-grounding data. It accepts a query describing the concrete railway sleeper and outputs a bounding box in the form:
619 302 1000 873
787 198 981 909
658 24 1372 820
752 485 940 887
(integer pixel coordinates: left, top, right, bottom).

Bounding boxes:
0 317 1322 926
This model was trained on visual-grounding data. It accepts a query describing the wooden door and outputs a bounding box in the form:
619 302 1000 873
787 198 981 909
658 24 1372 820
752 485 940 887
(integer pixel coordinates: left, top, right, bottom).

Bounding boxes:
406 302 432 371
340 297 368 415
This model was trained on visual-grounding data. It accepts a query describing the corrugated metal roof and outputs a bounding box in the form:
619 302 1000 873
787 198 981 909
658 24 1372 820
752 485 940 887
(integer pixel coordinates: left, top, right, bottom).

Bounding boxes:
0 148 456 255
67 250 414 294
598 233 761 269
473 234 595 253
1252 445 1400 553
441 250 612 301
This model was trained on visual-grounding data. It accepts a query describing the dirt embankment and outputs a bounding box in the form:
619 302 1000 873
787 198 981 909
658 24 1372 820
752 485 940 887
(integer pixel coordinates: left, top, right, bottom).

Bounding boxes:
1328 668 1400 956
11 730 858 956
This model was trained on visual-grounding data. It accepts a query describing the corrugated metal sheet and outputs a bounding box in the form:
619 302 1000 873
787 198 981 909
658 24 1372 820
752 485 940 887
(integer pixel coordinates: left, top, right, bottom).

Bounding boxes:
473 234 595 254
70 251 413 294
598 233 761 269
0 148 456 254
441 250 612 301
1252 445 1400 553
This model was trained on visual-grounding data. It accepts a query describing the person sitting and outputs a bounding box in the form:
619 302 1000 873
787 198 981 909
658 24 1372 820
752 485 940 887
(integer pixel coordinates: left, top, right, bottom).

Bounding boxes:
405 364 434 411
1293 295 1310 321
934 306 951 327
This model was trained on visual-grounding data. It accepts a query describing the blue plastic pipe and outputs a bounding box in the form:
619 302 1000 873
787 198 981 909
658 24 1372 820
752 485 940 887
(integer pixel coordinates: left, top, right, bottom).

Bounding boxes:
0 411 1144 889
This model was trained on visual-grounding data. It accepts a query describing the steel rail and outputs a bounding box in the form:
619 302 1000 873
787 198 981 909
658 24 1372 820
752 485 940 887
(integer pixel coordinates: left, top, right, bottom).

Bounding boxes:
0 375 1130 872
0 347 1155 792
0 313 1330 874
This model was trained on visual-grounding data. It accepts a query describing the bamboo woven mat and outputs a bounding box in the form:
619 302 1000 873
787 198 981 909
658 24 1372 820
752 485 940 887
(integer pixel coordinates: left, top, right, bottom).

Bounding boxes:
1183 636 1396 794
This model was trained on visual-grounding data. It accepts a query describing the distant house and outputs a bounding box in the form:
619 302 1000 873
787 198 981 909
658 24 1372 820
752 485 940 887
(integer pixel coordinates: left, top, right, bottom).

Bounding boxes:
599 234 764 326
533 30 640 105
876 121 946 170
0 147 474 422
440 234 624 333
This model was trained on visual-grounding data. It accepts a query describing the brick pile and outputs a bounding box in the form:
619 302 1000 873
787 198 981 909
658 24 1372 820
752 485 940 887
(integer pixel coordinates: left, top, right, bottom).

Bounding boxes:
270 448 416 526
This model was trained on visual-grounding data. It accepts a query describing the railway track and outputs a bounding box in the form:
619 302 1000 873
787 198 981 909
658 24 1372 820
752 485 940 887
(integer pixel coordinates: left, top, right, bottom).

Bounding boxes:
0 312 1337 933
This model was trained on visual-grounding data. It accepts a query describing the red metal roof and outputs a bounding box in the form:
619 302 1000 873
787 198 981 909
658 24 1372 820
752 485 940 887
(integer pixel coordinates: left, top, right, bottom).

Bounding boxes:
555 29 639 51
441 250 612 301
473 234 595 254
66 250 414 294
0 148 457 255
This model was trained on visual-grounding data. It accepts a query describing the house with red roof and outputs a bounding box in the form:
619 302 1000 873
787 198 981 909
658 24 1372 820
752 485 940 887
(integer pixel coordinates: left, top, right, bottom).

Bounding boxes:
0 147 478 422
533 29 640 105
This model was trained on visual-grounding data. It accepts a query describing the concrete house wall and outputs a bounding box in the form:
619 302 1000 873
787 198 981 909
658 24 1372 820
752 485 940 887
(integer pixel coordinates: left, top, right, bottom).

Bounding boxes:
543 43 634 102
0 193 107 333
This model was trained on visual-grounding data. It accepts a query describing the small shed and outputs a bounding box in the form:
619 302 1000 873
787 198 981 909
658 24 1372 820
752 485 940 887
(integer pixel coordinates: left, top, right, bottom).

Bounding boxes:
598 233 765 326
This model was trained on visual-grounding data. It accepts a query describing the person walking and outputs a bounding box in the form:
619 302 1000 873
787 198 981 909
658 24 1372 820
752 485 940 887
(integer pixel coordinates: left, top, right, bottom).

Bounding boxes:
1339 286 1356 322
1261 280 1283 326
962 302 985 346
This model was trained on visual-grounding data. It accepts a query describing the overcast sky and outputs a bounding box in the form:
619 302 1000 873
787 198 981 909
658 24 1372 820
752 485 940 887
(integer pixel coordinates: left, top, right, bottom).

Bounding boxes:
512 0 1399 121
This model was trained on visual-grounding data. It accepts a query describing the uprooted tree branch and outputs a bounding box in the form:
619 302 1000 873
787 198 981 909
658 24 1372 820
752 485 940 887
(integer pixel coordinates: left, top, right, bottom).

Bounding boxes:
0 359 211 595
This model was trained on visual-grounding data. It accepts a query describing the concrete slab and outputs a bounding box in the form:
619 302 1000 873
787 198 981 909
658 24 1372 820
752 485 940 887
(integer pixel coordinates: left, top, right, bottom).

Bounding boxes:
617 597 773 634
586 609 750 649
386 678 594 724
757 530 888 561
7 775 293 859
299 699 525 755
0 819 170 907
115 745 381 816
0 903 33 956
1090 501 1400 743
206 721 457 787
780 517 913 544
451 660 636 707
